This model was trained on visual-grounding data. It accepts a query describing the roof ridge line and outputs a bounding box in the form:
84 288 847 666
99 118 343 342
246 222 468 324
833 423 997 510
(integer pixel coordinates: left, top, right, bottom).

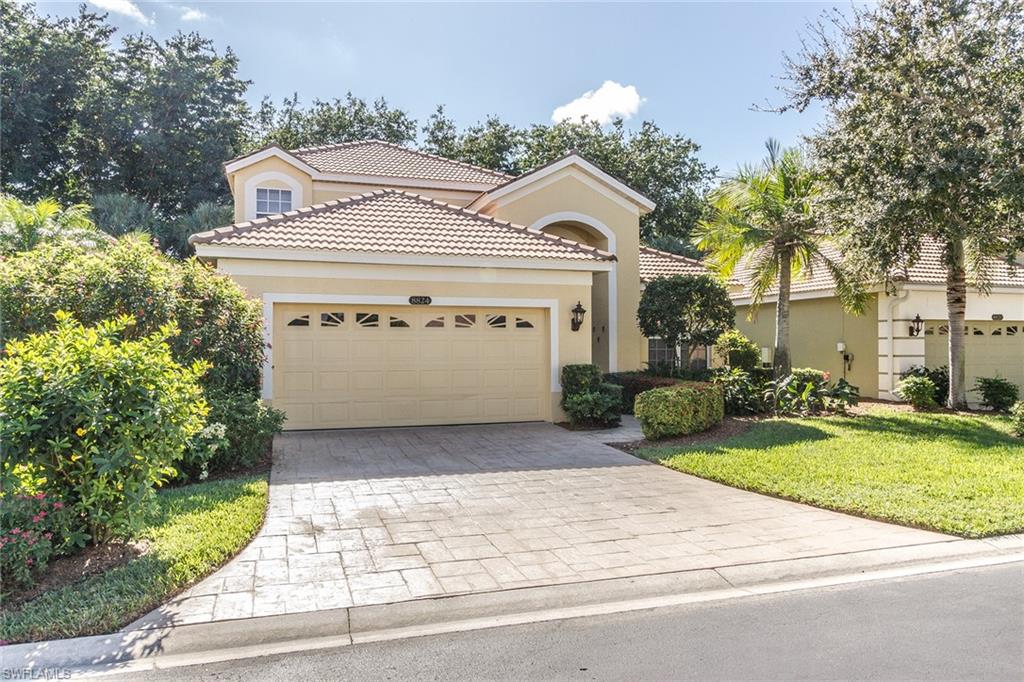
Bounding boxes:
289 139 515 181
392 190 615 262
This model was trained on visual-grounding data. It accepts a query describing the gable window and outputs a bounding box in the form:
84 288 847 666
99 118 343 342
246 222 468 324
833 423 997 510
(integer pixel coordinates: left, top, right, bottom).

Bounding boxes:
255 187 292 217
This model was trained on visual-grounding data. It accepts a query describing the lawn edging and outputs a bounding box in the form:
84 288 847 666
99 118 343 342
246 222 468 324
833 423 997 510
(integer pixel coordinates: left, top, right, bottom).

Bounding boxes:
0 474 269 644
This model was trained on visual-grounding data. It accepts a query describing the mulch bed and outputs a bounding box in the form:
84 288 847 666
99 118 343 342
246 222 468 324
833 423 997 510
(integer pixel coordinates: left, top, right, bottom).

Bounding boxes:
609 416 761 455
2 540 147 611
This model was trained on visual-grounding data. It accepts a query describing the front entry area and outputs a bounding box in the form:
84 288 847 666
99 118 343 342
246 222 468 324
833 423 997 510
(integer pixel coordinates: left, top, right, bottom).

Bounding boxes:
272 303 550 430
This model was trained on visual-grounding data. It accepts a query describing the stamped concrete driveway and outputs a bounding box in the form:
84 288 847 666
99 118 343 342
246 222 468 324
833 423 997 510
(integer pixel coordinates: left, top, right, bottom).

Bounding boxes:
140 421 948 627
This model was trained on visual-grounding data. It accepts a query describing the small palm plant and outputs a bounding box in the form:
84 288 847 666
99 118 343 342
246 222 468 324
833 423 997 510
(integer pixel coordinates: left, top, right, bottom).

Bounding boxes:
0 195 106 255
693 139 864 377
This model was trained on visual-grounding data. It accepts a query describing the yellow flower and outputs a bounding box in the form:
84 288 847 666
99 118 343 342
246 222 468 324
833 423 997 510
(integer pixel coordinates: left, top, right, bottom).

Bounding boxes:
75 427 87 437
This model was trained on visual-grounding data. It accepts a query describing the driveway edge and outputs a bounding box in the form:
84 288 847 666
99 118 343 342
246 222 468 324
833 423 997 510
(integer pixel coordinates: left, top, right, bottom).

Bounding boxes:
5 535 1022 678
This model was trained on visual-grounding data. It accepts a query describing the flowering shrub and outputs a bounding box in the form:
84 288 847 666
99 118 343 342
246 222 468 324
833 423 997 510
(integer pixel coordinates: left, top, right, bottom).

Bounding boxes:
0 235 264 393
178 422 230 482
0 492 85 594
0 313 208 541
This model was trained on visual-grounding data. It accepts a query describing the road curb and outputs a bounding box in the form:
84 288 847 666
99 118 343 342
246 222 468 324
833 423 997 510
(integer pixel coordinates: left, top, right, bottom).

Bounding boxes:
4 536 1022 677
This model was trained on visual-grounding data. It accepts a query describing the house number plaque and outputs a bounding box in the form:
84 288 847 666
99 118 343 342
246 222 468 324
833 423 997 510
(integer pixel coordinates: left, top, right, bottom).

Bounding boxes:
409 296 432 305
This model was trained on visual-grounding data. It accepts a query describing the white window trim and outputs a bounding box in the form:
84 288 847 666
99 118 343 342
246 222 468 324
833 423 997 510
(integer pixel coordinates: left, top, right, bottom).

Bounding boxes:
261 294 560 400
255 187 294 218
531 212 618 372
244 171 303 221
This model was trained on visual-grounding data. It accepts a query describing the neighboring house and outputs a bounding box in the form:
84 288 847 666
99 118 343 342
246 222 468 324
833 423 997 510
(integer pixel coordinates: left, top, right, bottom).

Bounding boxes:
729 241 1024 402
193 140 704 429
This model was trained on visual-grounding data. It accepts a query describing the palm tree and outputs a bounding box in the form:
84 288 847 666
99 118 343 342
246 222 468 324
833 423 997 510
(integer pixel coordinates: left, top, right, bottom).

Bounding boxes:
0 195 106 255
693 140 864 377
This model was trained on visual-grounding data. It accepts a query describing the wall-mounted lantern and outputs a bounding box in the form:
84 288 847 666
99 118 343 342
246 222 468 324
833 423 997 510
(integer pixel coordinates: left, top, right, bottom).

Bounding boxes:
570 301 587 332
909 314 924 337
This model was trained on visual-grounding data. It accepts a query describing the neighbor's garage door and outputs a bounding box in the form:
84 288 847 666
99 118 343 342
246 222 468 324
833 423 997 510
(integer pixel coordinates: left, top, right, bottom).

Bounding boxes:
925 320 1024 396
272 304 549 429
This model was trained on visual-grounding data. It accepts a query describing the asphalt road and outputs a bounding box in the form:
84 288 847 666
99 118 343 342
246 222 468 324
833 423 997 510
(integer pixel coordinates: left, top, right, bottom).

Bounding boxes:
133 563 1024 681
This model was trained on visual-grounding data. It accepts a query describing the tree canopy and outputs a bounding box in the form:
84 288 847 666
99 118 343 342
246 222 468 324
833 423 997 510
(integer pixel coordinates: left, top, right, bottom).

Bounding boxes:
3 2 715 255
423 107 716 252
636 274 736 369
781 0 1024 406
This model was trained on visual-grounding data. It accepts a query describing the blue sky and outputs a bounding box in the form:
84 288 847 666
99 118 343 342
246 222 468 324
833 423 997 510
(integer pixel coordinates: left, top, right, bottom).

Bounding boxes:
36 1 844 174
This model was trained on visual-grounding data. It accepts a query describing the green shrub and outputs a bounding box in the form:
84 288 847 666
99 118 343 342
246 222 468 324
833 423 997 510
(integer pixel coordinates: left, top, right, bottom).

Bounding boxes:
895 375 938 410
0 235 264 393
1011 401 1024 437
560 364 603 401
562 383 623 427
713 367 768 415
900 365 949 406
604 372 679 413
790 367 830 389
205 390 286 472
973 376 1020 413
634 382 725 440
714 330 760 370
0 314 208 541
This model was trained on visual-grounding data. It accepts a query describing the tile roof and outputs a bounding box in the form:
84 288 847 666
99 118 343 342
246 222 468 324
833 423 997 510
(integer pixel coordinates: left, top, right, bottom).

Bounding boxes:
730 239 1024 299
190 190 614 263
638 247 711 282
286 140 513 185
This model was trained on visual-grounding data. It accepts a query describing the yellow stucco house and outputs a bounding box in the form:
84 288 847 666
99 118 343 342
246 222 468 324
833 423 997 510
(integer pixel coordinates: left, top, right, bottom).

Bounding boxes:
191 141 705 429
730 242 1024 404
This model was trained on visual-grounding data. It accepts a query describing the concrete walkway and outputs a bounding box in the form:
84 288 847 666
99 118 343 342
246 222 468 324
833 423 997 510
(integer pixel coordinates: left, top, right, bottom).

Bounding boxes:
134 419 948 628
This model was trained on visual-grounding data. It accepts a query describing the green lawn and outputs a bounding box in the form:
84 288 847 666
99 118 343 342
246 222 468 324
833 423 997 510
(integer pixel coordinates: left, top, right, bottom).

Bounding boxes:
1 475 268 644
637 408 1024 538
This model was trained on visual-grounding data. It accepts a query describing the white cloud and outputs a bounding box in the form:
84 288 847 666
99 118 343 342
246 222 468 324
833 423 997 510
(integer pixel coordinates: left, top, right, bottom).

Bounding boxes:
551 81 645 125
180 6 207 21
90 0 152 25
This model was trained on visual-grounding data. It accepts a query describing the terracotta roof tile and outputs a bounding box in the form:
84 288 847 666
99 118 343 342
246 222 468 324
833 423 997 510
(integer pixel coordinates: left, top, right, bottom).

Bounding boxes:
289 140 513 185
730 239 1023 299
190 190 614 263
638 247 711 282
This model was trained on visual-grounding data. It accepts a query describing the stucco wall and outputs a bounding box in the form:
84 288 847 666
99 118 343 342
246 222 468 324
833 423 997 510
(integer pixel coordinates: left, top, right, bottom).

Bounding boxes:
213 257 594 421
483 170 645 373
735 295 880 397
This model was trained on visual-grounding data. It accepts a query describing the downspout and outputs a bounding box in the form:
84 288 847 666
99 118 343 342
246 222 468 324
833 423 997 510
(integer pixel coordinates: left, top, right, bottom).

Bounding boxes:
887 285 910 398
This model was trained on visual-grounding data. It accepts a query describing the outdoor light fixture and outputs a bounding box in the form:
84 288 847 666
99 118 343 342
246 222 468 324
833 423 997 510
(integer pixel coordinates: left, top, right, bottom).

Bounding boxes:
570 301 587 332
909 314 924 337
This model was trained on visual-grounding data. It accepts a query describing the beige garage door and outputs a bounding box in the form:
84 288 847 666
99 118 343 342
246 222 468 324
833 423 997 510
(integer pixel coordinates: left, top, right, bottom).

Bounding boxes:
924 320 1024 395
273 304 549 429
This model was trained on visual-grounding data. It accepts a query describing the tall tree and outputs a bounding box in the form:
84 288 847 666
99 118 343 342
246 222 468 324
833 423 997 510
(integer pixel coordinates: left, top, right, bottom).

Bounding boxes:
100 32 250 214
249 93 417 151
693 140 865 377
420 105 460 159
781 0 1024 408
0 2 114 202
1 3 250 214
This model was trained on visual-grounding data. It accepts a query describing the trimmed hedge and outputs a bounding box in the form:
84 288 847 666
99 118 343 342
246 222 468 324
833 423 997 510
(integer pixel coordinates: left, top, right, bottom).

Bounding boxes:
604 372 679 414
634 381 725 441
560 364 621 427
